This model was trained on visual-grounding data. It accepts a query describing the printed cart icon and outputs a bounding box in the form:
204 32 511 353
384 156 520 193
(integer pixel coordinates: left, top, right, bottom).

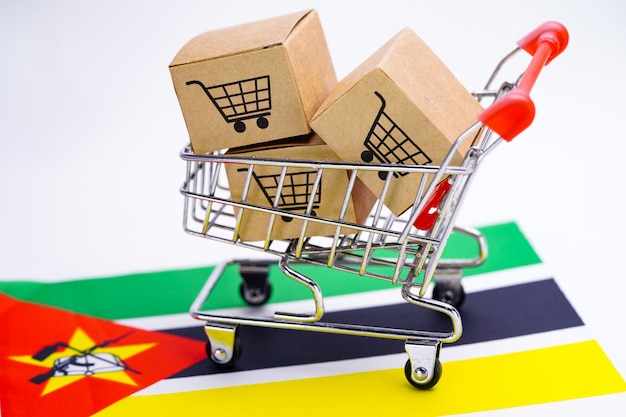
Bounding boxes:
186 75 272 133
240 168 321 222
360 91 432 180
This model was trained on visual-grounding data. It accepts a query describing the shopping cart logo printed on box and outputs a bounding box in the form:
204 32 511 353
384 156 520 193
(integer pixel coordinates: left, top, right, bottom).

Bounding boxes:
239 167 322 222
360 91 432 180
186 75 272 133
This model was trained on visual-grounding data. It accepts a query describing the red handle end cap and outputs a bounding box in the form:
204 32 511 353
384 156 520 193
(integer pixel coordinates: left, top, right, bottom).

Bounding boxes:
478 90 536 141
518 21 569 63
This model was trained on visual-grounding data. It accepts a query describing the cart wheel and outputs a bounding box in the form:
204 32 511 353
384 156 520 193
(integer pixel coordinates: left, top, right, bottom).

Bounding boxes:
432 282 466 307
240 280 272 306
404 358 442 390
234 120 246 133
378 171 389 181
256 116 269 129
280 215 293 222
206 337 242 368
361 150 374 162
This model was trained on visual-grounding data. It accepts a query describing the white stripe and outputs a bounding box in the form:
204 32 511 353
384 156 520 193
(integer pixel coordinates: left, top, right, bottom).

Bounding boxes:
459 263 550 293
439 324 590 362
117 263 551 331
134 325 589 396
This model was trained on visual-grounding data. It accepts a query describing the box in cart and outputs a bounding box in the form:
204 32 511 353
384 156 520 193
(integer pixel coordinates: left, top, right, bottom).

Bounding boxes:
310 28 483 216
169 9 336 155
224 134 376 242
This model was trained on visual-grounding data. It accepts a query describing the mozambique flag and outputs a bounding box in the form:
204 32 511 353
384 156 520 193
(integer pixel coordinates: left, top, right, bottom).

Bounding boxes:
1 222 624 416
0 294 207 416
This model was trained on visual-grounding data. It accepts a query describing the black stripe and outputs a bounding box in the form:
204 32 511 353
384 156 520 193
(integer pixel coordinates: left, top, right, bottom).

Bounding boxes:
165 278 583 378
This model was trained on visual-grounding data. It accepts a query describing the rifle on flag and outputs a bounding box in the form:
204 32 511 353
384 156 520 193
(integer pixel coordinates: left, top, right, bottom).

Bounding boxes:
29 330 141 384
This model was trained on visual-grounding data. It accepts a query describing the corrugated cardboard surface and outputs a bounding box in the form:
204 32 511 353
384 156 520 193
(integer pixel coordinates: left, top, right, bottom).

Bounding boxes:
283 11 337 125
170 11 309 66
224 135 361 242
311 28 483 216
170 9 336 154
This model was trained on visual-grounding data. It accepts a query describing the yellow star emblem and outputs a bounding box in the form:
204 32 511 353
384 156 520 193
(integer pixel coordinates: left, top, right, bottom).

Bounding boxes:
9 327 156 395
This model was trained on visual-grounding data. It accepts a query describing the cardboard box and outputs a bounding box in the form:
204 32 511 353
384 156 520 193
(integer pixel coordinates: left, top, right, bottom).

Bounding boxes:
310 28 483 216
224 134 373 242
170 9 336 154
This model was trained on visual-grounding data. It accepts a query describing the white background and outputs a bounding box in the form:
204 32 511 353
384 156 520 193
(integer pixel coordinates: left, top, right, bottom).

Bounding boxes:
1 0 624 414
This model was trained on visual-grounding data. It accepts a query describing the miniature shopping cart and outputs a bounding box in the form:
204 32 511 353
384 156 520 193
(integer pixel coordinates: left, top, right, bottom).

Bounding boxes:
179 22 568 389
360 91 432 180
186 75 272 133
240 167 322 222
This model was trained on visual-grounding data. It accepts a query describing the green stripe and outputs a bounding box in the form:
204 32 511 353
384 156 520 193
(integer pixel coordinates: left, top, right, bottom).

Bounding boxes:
0 222 540 320
446 221 541 274
0 267 213 320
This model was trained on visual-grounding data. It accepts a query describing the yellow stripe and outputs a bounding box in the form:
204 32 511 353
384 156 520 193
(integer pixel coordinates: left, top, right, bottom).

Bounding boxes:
96 340 625 416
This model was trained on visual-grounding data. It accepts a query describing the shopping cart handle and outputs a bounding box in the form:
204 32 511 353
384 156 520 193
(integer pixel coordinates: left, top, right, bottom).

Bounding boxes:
413 177 453 231
477 21 569 141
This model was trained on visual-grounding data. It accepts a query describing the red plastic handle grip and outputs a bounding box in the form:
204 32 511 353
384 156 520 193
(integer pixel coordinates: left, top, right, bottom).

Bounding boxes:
477 21 569 141
413 177 453 231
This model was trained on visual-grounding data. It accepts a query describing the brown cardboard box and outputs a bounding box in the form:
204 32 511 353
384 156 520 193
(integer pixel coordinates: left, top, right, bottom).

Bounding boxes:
224 134 373 242
310 28 483 216
170 9 336 154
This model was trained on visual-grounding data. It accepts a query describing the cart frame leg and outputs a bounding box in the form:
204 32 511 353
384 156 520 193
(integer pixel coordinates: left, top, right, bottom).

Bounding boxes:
274 256 325 323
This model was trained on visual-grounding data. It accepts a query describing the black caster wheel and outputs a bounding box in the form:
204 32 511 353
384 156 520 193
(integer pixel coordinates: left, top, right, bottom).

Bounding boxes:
432 282 466 307
378 171 389 181
239 263 272 306
239 280 272 306
361 150 374 162
206 337 242 368
404 359 442 390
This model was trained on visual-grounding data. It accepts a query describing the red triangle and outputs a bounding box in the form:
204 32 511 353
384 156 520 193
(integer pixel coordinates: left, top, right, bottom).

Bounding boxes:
0 293 207 417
